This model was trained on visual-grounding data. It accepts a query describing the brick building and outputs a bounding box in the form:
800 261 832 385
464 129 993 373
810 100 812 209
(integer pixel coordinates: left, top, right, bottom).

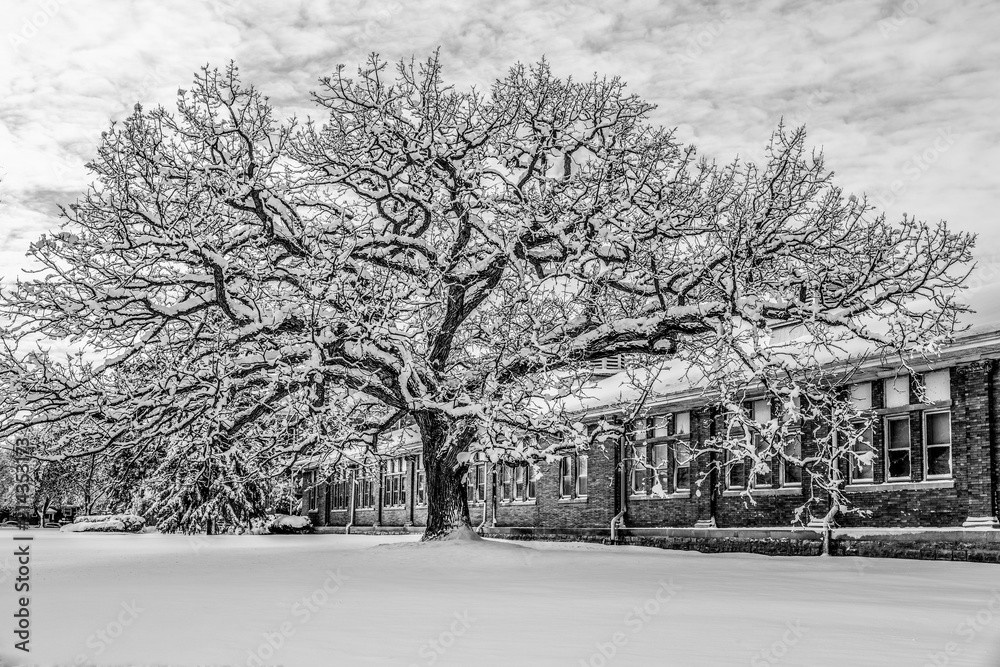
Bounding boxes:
296 326 1000 539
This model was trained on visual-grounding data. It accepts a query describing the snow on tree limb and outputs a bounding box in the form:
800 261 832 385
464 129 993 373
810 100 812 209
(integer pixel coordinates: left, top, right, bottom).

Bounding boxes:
0 56 974 534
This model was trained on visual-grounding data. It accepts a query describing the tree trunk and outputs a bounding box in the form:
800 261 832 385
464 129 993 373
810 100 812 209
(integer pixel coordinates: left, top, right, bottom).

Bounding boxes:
820 493 840 556
416 412 477 541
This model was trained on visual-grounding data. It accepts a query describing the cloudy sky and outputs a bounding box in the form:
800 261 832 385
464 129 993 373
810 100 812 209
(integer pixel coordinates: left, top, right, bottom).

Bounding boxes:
1 0 998 324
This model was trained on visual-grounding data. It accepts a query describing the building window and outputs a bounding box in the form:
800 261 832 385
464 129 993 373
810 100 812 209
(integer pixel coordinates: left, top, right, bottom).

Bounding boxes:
558 453 588 499
885 416 911 481
924 411 952 479
514 464 526 500
559 456 574 498
674 440 692 491
780 396 803 487
651 443 670 493
885 375 910 408
725 448 745 490
329 470 350 510
415 455 426 506
633 412 692 496
355 468 376 509
500 464 513 503
923 370 950 403
383 458 406 507
750 399 773 488
466 456 486 504
497 463 536 503
301 471 319 511
845 424 875 483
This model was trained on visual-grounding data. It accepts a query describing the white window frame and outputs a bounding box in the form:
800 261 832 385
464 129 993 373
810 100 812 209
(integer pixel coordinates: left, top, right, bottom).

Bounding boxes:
725 444 745 490
383 458 407 507
751 399 774 488
673 439 692 492
923 409 953 480
575 454 589 498
414 455 426 506
843 423 875 484
630 443 648 496
884 415 912 482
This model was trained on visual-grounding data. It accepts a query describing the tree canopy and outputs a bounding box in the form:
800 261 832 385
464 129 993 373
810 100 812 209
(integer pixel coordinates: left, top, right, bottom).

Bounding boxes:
0 55 974 537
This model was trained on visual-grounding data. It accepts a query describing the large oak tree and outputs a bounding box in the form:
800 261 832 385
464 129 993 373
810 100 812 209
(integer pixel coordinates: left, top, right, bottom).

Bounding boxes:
0 56 973 538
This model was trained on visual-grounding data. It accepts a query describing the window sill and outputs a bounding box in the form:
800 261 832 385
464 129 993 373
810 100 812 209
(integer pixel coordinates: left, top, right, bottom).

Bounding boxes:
499 500 537 506
629 492 691 501
845 480 955 493
878 400 951 416
558 497 588 504
383 505 406 509
330 509 350 513
722 487 802 497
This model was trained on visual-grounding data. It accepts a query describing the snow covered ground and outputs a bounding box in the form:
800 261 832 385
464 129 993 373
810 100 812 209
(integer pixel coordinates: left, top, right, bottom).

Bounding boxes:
2 529 1000 666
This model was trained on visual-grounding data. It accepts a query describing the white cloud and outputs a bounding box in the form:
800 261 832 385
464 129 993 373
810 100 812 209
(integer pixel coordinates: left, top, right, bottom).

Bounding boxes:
1 0 998 326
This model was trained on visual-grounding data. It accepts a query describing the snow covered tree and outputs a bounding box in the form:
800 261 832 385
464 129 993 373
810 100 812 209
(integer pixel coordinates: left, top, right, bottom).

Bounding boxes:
0 424 95 524
0 56 973 539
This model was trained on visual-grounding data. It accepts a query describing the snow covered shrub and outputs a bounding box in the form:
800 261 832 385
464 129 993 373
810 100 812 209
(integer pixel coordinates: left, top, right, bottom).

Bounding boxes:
71 514 145 532
267 514 313 534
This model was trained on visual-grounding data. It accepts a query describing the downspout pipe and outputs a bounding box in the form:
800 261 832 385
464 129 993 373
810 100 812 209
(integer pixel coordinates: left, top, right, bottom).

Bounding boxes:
477 463 490 534
345 467 356 535
610 437 627 542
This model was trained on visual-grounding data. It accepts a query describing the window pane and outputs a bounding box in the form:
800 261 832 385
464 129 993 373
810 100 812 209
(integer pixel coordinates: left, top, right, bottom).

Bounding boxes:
651 443 669 467
926 412 950 446
753 434 773 487
673 441 691 490
527 470 536 499
674 466 690 490
885 375 909 408
514 466 526 500
924 370 950 403
850 382 872 410
926 445 951 477
576 455 588 496
888 450 911 479
851 426 874 481
632 419 647 441
631 446 647 494
888 418 910 450
753 400 770 424
651 443 670 492
674 412 691 435
783 436 802 485
652 415 670 438
560 457 573 497
727 454 744 488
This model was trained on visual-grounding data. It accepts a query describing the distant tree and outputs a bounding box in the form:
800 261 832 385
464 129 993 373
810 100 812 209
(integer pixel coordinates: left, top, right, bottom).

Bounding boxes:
0 424 96 524
0 56 973 539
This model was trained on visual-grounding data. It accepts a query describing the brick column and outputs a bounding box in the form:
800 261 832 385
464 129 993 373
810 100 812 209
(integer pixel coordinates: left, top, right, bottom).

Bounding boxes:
960 360 999 528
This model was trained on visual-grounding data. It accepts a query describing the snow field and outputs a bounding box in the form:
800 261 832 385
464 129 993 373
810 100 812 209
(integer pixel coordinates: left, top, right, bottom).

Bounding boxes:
2 530 999 666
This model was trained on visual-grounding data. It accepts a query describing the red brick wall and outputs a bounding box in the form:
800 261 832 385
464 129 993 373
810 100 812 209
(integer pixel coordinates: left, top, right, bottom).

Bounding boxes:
305 359 999 531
